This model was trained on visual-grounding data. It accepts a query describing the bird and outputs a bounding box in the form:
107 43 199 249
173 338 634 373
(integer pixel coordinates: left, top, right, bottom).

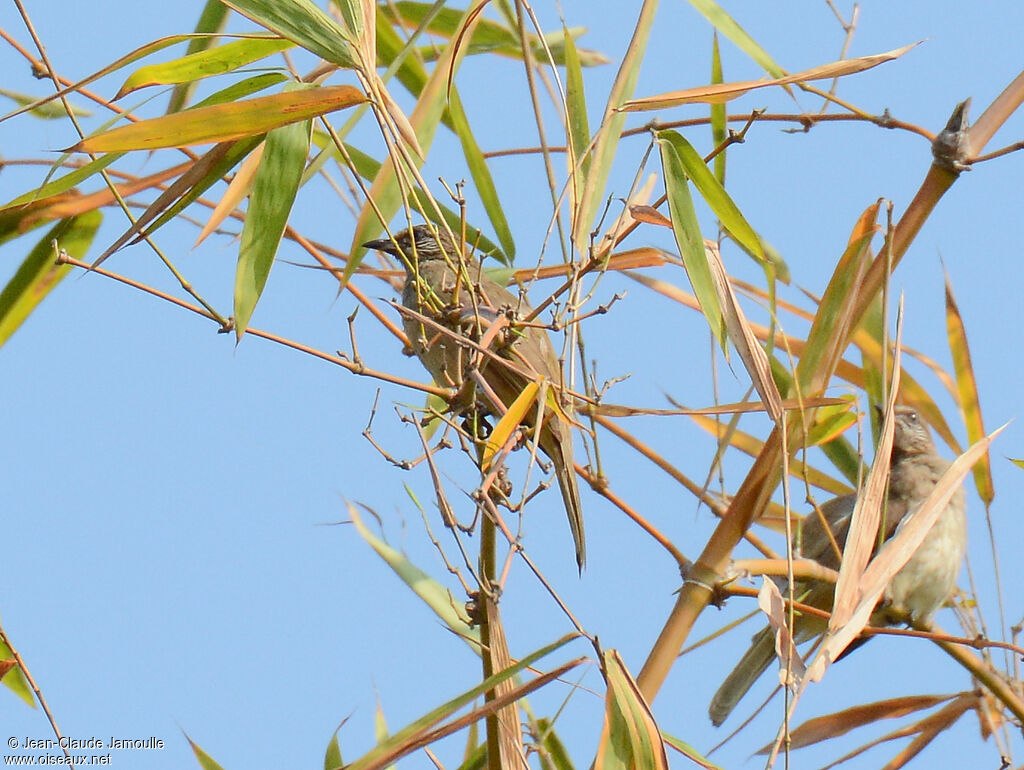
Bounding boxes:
708 405 967 726
363 224 586 570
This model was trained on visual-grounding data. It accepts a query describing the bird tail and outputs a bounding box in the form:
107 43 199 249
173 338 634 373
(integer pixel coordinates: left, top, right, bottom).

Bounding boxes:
709 627 778 727
542 426 586 572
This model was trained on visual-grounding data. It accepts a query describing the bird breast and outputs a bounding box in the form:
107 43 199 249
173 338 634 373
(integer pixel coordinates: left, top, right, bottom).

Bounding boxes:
885 484 967 622
402 266 465 388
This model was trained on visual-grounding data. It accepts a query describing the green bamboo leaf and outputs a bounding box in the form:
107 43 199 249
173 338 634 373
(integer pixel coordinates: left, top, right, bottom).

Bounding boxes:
185 733 225 770
819 433 862 487
0 637 34 707
168 0 231 113
709 33 726 184
384 2 522 51
945 272 994 504
116 36 293 99
234 101 311 339
414 35 607 68
563 22 591 187
374 11 435 111
333 0 365 42
464 720 480 766
539 29 609 68
805 400 858 446
860 293 886 422
1 153 122 212
1 88 168 218
535 718 575 770
0 206 45 246
454 743 488 770
656 130 762 261
71 85 365 153
686 0 785 78
220 0 357 68
745 234 789 284
190 72 289 110
597 650 668 770
324 731 343 770
661 731 723 770
0 88 91 120
656 133 725 348
0 212 102 349
447 89 515 260
348 501 476 639
572 0 657 248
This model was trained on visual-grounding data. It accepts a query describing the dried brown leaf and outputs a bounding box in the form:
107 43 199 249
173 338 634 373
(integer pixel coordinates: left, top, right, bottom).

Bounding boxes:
705 240 783 422
629 204 673 228
758 579 805 687
879 694 976 770
760 693 957 753
828 359 902 632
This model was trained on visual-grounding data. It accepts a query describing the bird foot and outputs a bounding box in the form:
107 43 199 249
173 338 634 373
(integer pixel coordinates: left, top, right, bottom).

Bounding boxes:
876 597 913 625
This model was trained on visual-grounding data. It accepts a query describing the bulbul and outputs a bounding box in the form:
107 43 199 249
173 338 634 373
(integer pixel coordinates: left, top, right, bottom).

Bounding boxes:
363 224 586 570
708 406 967 726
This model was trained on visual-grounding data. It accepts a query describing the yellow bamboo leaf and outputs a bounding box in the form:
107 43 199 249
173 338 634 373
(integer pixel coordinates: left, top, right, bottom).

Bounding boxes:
944 271 993 504
194 141 265 247
621 43 919 110
70 85 365 152
481 380 540 471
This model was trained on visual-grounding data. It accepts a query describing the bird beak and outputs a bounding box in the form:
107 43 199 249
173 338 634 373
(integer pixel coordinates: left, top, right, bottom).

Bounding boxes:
362 237 392 252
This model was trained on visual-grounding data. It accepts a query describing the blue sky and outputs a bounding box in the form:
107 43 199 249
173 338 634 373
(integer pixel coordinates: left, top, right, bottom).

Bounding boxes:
1 1 1022 768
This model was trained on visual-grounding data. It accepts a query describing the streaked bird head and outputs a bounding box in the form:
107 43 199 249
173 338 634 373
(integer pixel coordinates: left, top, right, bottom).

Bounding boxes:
363 225 461 266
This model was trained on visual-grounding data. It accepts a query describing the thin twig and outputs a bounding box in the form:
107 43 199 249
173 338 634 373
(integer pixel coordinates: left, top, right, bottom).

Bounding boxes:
55 254 451 398
0 622 72 767
482 111 933 159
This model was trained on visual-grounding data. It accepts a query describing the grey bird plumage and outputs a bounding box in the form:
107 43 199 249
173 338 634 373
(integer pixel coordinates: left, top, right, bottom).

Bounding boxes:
363 224 586 570
708 406 967 726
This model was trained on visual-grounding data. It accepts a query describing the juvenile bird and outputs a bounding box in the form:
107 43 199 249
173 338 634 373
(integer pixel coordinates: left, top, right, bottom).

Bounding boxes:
363 224 586 570
708 406 967 726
